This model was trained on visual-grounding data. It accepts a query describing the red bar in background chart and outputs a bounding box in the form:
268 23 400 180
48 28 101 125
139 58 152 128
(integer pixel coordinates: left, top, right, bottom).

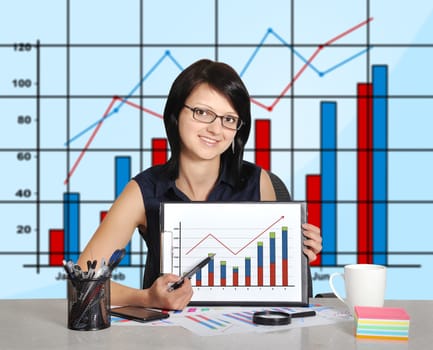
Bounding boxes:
152 138 167 166
255 119 271 170
306 174 322 266
100 211 108 222
357 83 373 264
49 229 64 266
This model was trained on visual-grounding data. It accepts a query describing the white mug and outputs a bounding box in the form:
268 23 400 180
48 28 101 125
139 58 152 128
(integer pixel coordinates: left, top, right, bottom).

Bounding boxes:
329 264 386 314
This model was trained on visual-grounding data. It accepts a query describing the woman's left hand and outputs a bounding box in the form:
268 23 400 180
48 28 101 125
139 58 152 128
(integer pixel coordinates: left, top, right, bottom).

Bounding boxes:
302 223 322 262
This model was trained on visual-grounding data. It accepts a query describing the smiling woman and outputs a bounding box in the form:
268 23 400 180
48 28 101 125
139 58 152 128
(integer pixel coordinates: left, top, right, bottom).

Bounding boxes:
177 83 240 171
76 59 322 311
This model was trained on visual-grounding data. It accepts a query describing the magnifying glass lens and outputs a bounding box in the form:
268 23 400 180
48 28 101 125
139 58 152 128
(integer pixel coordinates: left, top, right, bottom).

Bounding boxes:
252 311 291 325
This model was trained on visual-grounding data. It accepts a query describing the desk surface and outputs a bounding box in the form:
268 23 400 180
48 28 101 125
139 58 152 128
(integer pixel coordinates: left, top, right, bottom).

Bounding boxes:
0 298 430 350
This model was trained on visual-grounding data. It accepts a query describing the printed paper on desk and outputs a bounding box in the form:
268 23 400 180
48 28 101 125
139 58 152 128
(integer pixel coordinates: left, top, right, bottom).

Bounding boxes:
160 202 309 306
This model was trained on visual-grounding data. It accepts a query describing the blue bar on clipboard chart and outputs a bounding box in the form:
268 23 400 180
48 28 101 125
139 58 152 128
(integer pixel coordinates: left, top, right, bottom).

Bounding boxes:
220 261 226 286
257 241 263 286
245 257 251 286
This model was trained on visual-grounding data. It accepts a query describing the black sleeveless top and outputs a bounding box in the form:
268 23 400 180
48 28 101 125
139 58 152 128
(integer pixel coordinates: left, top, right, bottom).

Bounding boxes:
133 160 261 288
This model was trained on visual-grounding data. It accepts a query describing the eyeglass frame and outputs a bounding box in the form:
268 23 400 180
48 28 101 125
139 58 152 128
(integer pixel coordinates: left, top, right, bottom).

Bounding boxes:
183 104 244 131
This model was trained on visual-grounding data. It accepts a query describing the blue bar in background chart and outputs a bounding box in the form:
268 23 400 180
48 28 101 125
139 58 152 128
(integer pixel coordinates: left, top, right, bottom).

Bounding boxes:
372 65 388 265
115 156 131 266
321 102 337 265
64 192 80 262
115 156 131 197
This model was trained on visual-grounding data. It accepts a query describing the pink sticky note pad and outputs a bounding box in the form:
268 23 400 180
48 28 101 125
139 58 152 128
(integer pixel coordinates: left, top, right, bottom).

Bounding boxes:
354 306 410 320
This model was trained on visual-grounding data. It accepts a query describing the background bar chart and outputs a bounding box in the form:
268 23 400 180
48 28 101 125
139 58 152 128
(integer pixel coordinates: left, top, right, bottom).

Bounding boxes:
1 0 432 300
306 64 389 267
47 134 169 267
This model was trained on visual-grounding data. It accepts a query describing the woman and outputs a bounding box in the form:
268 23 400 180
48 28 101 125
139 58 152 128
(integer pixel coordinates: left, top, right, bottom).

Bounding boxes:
77 59 322 310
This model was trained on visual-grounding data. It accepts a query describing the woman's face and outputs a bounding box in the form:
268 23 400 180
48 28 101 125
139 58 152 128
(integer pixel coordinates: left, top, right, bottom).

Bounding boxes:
178 83 238 162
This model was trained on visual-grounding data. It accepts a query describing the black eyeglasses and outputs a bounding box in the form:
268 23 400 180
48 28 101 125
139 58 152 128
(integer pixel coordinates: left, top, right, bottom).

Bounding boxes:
184 105 243 131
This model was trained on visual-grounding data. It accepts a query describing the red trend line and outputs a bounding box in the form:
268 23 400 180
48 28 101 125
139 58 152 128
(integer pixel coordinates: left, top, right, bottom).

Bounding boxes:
251 17 374 112
185 215 285 256
64 97 163 184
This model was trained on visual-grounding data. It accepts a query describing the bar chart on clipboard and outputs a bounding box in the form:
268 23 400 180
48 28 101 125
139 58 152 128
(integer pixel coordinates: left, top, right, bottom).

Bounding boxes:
161 202 309 305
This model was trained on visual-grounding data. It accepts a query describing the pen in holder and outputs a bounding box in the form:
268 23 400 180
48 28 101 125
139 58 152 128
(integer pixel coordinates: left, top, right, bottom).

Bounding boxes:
65 248 125 330
67 276 111 331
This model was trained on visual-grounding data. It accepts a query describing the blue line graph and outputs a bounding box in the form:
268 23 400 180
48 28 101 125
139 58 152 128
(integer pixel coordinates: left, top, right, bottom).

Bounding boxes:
66 19 371 147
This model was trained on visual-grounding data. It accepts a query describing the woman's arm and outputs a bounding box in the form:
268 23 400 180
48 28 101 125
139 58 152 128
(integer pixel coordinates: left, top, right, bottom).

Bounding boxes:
76 180 192 310
77 181 145 272
259 169 277 201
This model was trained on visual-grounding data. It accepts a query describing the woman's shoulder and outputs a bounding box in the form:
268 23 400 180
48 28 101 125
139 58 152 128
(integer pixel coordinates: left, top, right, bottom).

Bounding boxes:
133 164 171 191
240 160 262 178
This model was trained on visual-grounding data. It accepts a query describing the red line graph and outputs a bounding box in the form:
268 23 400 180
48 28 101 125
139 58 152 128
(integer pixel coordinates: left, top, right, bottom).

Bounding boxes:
64 18 372 183
184 215 285 255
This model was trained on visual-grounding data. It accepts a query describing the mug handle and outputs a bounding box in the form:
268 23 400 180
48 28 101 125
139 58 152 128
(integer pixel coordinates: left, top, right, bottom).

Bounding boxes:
329 272 345 304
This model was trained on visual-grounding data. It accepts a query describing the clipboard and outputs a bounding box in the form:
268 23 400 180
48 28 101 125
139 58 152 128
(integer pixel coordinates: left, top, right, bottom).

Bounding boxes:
160 202 309 306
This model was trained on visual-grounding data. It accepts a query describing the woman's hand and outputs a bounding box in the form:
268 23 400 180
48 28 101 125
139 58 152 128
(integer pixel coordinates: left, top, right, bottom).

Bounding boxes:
146 274 193 310
302 223 322 262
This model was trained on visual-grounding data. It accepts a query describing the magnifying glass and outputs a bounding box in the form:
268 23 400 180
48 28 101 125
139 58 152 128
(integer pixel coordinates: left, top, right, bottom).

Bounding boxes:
252 310 316 326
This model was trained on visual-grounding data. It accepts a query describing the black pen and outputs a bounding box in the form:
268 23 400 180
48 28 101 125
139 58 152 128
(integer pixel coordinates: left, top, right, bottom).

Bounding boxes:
168 253 215 292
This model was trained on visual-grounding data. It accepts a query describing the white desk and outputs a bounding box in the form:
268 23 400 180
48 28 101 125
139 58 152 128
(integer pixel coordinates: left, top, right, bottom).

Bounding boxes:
0 298 430 349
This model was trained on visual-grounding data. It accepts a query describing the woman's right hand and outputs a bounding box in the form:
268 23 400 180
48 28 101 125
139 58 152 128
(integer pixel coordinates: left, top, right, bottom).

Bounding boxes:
146 274 193 310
